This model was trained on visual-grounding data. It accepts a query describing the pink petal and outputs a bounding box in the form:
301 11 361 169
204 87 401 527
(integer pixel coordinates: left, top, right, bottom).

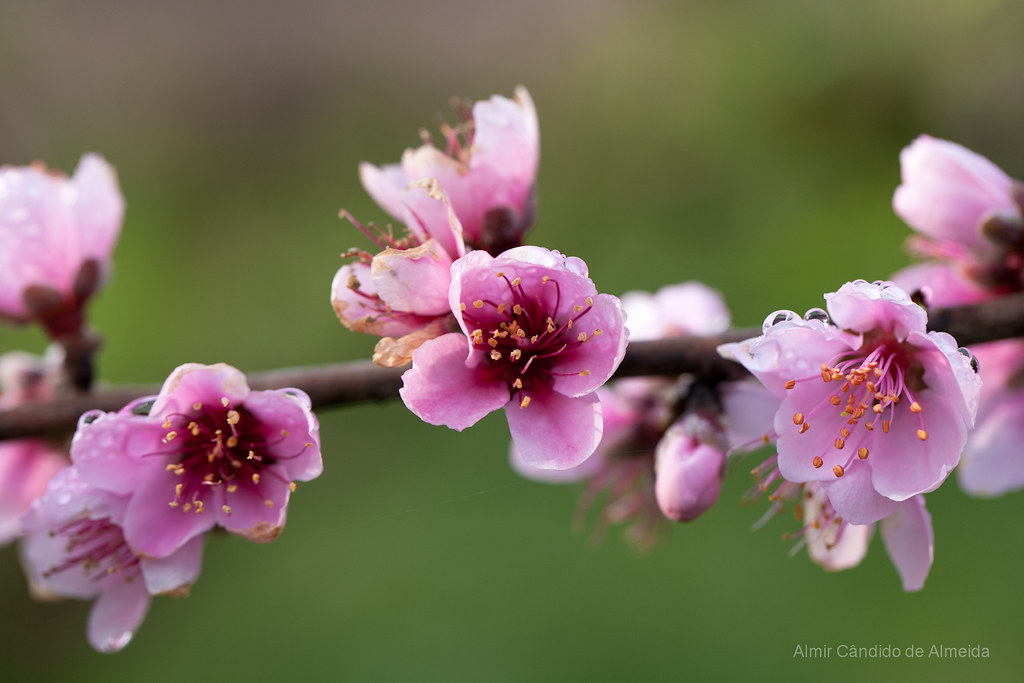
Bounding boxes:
891 261 992 308
371 239 454 316
400 333 510 431
505 389 601 469
151 363 250 417
122 473 216 558
358 162 409 222
70 410 166 495
824 280 926 340
87 578 151 653
71 153 125 262
549 293 627 397
823 464 900 525
0 439 66 545
718 318 853 399
959 398 1024 496
241 389 323 482
397 179 466 258
880 496 933 592
219 478 289 542
140 534 204 594
331 262 425 337
804 486 873 571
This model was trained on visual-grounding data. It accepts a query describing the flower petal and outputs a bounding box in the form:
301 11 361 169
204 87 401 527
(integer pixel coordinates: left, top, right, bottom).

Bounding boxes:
87 578 151 653
505 389 601 470
400 333 510 431
880 496 933 592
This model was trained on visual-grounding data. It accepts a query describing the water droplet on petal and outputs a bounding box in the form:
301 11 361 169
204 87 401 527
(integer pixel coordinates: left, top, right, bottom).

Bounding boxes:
803 307 830 324
103 630 134 652
763 310 799 333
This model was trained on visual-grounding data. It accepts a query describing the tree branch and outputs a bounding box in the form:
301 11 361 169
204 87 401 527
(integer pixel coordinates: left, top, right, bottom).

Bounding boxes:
2 292 1022 441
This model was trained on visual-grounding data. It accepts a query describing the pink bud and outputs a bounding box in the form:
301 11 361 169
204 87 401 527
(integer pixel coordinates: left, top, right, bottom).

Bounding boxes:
0 154 123 337
893 135 1018 249
654 419 725 522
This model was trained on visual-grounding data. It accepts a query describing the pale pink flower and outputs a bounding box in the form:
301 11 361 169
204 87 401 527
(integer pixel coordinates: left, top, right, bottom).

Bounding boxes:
720 280 980 524
0 350 70 545
893 135 1024 297
894 135 1021 252
20 466 203 652
0 154 124 337
70 363 322 558
360 87 539 254
332 179 466 366
619 282 730 340
750 455 933 591
804 484 933 591
402 246 627 469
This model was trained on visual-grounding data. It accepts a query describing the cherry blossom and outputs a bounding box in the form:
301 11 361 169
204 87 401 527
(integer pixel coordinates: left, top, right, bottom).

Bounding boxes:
401 246 626 469
720 280 980 524
0 154 123 337
70 363 322 558
360 87 539 254
20 467 203 652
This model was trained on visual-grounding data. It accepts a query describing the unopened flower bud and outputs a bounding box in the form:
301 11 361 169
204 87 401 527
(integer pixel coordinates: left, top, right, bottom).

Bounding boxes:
654 419 726 523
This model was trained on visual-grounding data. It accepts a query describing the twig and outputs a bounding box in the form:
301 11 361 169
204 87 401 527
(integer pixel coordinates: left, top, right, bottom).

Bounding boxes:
2 293 1022 441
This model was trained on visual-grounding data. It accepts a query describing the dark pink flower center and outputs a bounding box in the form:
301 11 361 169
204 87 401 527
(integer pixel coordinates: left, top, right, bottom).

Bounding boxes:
156 399 299 517
785 337 928 478
459 271 602 408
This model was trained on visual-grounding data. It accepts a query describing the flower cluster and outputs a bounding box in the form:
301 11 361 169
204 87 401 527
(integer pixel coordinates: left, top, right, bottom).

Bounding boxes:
5 85 1024 657
20 363 322 651
331 88 627 470
0 154 325 651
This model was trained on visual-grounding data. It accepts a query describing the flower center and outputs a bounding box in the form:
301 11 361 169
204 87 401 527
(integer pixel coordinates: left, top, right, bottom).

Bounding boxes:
459 271 602 408
159 398 296 517
786 340 928 478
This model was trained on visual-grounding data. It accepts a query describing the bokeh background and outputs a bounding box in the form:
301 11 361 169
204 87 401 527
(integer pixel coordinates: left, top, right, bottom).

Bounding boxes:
2 1 1023 680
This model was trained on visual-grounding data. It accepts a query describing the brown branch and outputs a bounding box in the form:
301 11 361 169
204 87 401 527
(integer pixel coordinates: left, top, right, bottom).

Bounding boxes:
2 293 1023 441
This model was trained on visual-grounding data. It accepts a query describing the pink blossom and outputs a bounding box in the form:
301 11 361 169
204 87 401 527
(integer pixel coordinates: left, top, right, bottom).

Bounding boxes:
619 282 730 340
401 246 627 469
654 415 726 522
0 154 124 337
360 87 539 254
332 180 466 366
20 467 203 652
801 484 933 591
720 280 980 524
0 350 70 545
894 135 1021 252
71 363 322 558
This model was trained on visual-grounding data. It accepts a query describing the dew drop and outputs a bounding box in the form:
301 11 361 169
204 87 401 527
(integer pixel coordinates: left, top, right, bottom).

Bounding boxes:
763 310 799 333
803 307 830 324
957 347 980 373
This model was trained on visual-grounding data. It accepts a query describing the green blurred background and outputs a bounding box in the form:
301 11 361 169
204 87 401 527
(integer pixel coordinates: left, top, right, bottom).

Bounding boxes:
2 0 1022 680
